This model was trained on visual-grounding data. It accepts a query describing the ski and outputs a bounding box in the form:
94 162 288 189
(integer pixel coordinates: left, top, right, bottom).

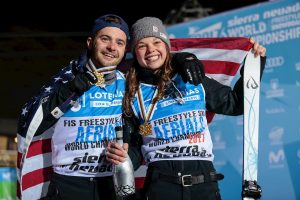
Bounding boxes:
242 51 262 200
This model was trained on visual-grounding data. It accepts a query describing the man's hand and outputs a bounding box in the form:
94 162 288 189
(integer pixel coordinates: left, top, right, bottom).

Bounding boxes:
172 52 205 86
106 142 129 165
69 51 98 95
69 69 98 96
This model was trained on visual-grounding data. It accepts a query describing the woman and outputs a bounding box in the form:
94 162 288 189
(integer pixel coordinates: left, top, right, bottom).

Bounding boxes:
107 17 266 200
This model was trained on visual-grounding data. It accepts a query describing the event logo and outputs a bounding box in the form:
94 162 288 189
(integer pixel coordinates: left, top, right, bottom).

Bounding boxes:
266 79 284 98
265 56 284 73
271 79 279 90
269 149 285 168
269 126 284 145
188 22 222 38
225 14 265 37
265 106 285 114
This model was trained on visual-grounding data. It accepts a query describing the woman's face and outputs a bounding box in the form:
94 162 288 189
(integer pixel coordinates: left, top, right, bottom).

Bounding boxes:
134 37 167 70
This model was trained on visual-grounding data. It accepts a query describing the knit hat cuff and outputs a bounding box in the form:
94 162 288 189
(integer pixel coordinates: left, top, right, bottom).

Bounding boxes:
131 17 170 51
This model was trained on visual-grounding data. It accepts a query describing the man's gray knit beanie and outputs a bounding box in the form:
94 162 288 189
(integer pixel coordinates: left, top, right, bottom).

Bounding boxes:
130 17 170 51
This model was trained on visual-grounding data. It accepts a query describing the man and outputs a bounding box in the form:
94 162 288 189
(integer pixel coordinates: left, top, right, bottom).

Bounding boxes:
17 14 203 200
17 14 130 200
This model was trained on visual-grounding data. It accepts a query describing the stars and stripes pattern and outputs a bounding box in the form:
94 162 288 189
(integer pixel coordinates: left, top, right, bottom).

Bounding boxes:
17 62 75 199
17 37 253 199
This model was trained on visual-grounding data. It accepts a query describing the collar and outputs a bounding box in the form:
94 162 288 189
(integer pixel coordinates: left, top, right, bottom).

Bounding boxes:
137 67 160 85
137 66 186 104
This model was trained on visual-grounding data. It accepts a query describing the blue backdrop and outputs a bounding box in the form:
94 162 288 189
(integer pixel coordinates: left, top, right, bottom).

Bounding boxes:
167 0 300 199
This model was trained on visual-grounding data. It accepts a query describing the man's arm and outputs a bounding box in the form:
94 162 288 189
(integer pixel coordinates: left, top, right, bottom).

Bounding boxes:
17 51 97 137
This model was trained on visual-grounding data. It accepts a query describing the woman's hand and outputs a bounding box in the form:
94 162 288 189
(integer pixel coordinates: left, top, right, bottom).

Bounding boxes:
250 38 267 57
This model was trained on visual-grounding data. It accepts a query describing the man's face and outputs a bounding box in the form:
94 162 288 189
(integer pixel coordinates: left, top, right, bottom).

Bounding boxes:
87 27 127 67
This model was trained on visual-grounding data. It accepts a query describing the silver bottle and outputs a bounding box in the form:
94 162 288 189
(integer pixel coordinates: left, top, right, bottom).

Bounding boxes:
113 126 136 197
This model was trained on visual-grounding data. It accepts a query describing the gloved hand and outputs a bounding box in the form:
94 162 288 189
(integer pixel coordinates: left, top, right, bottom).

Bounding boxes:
69 50 98 96
172 52 205 86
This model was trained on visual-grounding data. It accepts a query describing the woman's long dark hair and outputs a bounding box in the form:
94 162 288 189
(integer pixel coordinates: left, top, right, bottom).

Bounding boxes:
123 49 173 117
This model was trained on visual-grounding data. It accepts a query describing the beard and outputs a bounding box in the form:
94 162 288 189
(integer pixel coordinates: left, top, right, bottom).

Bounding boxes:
91 46 125 68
